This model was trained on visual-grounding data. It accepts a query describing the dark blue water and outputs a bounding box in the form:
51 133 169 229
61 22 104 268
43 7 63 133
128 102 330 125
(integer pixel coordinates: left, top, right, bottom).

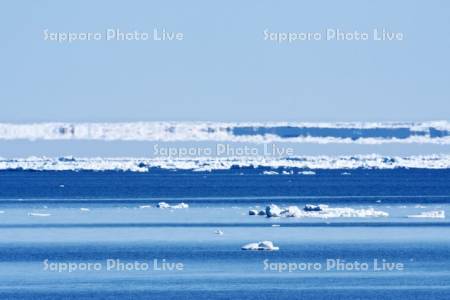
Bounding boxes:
0 169 449 299
1 169 449 200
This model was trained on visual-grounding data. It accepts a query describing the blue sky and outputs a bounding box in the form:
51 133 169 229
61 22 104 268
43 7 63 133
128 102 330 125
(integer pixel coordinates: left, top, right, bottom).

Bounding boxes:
0 0 449 122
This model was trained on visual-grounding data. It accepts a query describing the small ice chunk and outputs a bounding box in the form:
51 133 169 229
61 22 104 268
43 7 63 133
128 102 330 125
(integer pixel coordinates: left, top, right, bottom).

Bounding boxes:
157 202 171 209
215 230 224 235
408 210 445 219
171 202 189 209
259 241 279 251
139 205 152 209
299 170 316 175
157 202 189 209
283 206 303 217
263 170 278 175
241 241 279 251
80 208 90 212
266 204 282 217
241 242 259 250
28 212 51 217
248 209 258 216
304 204 327 212
257 210 267 216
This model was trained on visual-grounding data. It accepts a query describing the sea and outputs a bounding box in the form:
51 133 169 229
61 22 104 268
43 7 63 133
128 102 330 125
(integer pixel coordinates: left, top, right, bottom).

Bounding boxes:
0 168 449 299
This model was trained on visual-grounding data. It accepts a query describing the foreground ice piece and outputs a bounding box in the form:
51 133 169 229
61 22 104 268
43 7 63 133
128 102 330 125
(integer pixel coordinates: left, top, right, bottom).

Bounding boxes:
262 204 388 218
408 210 445 219
157 202 189 209
241 241 279 251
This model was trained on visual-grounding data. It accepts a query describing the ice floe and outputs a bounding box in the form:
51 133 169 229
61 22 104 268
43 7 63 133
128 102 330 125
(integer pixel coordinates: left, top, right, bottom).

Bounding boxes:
157 202 189 209
299 171 316 175
304 204 326 212
28 212 51 217
266 204 283 217
241 241 279 251
249 209 267 216
172 203 189 209
80 208 90 212
157 202 171 209
414 205 427 209
1 154 450 172
139 205 152 209
251 204 389 219
407 210 445 219
263 170 279 175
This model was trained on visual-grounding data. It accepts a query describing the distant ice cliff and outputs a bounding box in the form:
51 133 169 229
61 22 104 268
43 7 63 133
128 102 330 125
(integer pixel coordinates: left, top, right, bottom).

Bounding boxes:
0 121 449 144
